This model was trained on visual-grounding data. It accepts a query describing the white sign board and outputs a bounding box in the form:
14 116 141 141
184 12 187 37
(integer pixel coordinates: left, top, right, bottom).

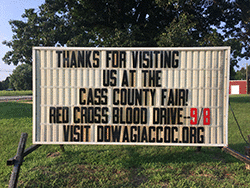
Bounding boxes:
33 47 230 146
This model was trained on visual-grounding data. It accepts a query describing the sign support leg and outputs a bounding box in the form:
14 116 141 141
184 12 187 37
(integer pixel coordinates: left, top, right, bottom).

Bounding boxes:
223 145 250 169
7 134 42 188
196 146 201 152
245 135 250 169
8 133 28 188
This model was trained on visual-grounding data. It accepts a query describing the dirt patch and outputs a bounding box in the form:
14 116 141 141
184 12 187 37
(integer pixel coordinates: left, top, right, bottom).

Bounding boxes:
20 101 33 104
130 167 148 186
46 152 61 158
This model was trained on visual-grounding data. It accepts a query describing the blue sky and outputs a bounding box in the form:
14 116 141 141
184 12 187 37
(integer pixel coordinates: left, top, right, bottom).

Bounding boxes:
0 0 45 81
0 0 249 81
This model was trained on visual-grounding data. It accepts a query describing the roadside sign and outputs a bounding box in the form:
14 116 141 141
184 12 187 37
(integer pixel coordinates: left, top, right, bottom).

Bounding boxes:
33 47 230 146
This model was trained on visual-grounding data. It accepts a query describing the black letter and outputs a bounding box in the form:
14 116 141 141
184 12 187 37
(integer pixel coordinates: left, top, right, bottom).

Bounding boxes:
56 51 62 67
112 126 121 142
121 70 129 87
172 127 178 143
79 88 86 105
93 51 100 67
197 127 204 143
50 107 56 123
74 125 80 141
149 127 155 142
97 126 103 142
63 125 70 141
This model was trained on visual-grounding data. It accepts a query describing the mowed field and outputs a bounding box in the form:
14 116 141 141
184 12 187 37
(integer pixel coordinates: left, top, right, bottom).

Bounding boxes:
0 95 250 187
0 90 32 96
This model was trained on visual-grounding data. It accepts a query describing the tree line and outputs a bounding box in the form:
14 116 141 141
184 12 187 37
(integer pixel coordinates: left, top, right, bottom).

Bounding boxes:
233 65 250 80
0 64 32 90
1 0 250 90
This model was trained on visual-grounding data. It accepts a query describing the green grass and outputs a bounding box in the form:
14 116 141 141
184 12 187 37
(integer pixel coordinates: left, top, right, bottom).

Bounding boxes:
0 90 32 96
1 95 250 187
228 94 250 153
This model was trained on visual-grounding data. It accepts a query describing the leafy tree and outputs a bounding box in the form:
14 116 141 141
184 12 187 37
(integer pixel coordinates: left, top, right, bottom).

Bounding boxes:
2 0 250 72
10 64 32 90
235 0 250 60
0 77 12 90
234 69 245 80
233 65 250 80
230 66 237 80
2 4 68 65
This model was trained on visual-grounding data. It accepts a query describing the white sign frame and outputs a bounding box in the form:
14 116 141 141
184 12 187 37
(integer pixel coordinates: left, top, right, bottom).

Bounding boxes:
33 47 230 146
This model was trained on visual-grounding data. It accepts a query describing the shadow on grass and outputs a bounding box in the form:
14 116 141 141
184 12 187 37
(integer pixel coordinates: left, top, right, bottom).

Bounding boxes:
227 142 250 155
59 145 236 168
229 95 250 103
47 145 240 187
0 102 32 119
21 144 248 187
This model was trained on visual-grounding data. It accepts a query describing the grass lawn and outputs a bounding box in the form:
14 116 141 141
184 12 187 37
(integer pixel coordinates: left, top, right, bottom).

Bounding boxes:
0 95 250 187
0 90 32 96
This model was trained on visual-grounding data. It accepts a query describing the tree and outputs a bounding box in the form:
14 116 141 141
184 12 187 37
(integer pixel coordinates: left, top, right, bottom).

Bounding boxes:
230 66 237 80
235 0 250 60
235 68 245 80
10 64 32 90
233 65 250 80
2 0 250 71
0 77 12 90
2 4 68 65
